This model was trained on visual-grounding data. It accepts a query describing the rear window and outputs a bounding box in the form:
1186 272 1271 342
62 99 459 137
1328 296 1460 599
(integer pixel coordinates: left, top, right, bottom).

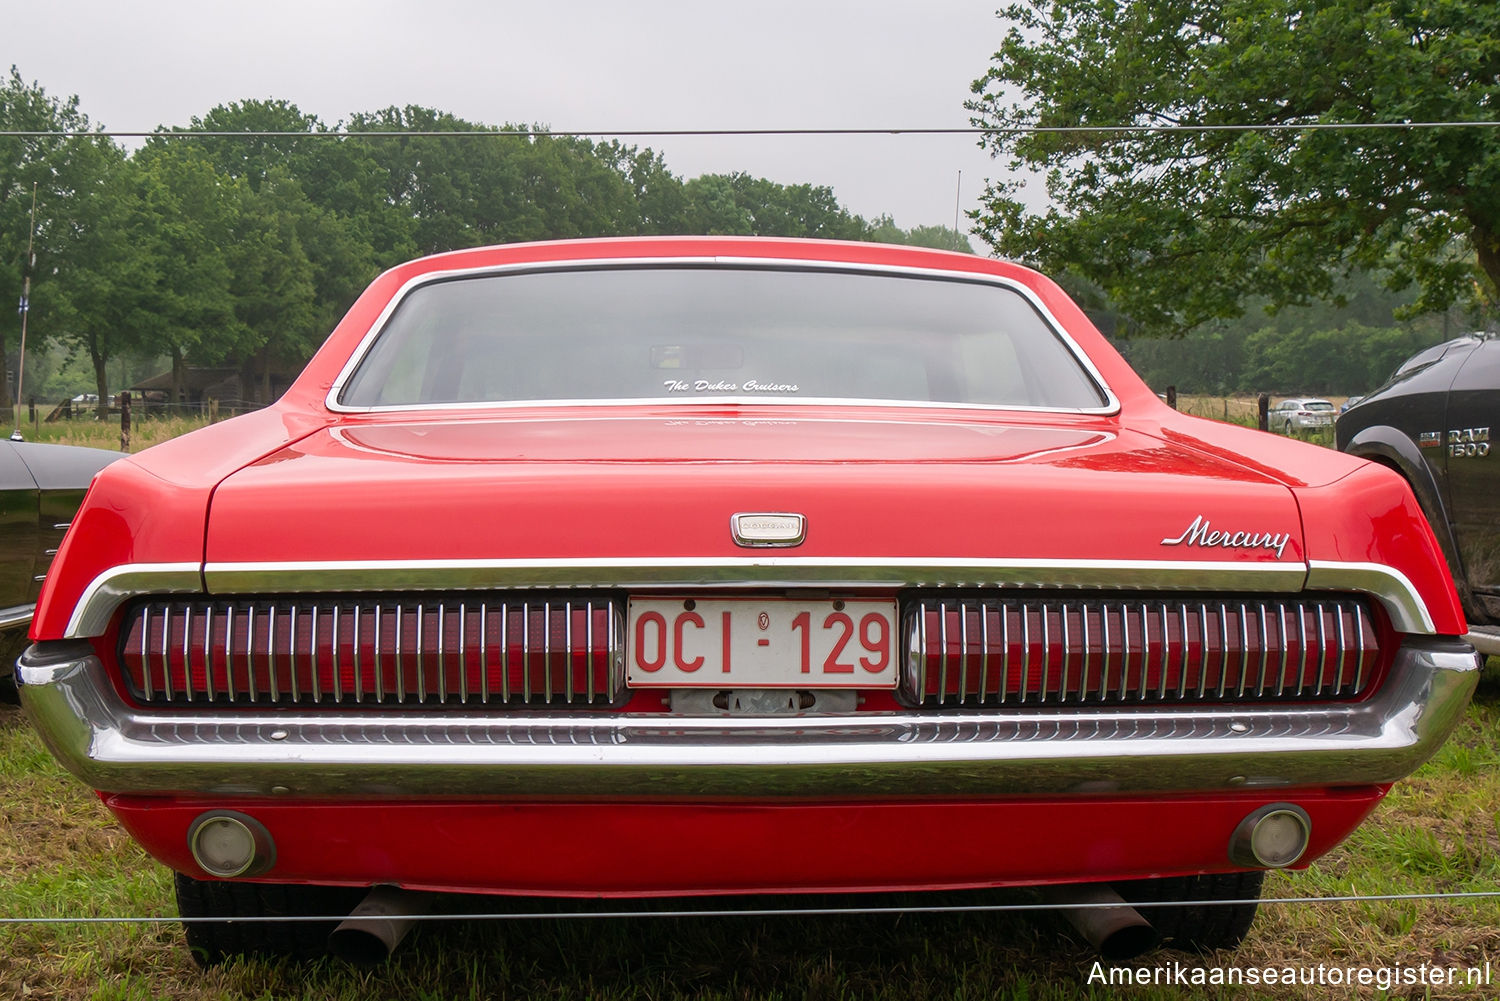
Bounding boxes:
336 265 1111 411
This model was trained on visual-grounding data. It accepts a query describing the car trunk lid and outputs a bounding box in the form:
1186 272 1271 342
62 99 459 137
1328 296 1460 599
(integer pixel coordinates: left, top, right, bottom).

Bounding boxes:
203 412 1307 568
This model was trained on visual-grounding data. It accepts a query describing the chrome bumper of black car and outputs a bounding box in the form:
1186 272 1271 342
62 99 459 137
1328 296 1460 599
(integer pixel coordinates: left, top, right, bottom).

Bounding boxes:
0 603 34 632
1464 625 1500 657
17 638 1479 800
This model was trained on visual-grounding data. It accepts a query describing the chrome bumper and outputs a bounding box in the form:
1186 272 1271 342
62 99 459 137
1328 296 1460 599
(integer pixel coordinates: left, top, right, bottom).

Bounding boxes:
0 603 34 632
18 638 1480 800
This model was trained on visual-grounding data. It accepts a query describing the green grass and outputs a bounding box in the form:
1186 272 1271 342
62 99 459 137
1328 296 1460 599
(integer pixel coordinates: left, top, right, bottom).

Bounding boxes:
8 413 214 453
2 662 1497 999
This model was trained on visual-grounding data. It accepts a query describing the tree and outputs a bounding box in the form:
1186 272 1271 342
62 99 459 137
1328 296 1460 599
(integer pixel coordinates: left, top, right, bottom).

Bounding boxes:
347 107 656 254
683 173 870 240
0 68 123 411
967 0 1500 336
125 143 247 404
867 216 976 253
46 146 150 417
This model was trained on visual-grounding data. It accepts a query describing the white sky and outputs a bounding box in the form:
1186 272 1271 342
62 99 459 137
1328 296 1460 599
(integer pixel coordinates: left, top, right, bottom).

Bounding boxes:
9 0 1021 236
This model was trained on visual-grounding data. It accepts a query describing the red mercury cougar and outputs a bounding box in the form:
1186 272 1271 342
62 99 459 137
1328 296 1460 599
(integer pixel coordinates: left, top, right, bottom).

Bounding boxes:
18 237 1481 964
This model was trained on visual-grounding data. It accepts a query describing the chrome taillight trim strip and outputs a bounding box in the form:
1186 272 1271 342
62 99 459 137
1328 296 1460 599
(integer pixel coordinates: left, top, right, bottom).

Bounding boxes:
901 596 1380 708
61 556 1438 642
119 596 625 709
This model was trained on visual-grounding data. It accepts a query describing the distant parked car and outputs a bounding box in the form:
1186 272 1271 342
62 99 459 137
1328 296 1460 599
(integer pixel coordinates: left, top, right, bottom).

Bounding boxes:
1340 395 1364 413
0 437 121 698
1271 397 1337 434
1337 334 1499 657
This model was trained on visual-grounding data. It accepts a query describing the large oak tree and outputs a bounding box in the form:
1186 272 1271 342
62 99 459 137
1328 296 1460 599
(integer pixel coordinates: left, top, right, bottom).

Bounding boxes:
968 0 1500 335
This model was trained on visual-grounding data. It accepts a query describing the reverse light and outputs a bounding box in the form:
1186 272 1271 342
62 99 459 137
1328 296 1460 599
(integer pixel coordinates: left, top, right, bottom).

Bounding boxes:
188 811 275 877
1229 804 1312 868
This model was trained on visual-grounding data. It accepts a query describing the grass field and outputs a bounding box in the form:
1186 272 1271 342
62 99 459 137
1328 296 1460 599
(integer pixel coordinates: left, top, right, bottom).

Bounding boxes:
10 413 214 453
2 409 1495 998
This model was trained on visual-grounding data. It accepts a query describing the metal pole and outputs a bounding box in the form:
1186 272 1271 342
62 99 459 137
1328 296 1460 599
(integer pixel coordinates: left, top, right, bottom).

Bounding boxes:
119 391 131 453
11 184 37 442
952 170 962 249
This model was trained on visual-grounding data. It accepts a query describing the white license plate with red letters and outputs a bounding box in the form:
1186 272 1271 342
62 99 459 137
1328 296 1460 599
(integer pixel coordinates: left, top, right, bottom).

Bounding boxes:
626 597 898 688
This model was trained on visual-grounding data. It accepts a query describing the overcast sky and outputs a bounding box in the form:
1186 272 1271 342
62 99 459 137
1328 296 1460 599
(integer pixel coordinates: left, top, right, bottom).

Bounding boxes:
10 1 1019 236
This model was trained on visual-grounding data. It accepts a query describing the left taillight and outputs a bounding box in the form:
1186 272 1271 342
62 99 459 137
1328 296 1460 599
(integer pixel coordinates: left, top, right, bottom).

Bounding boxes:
117 595 624 708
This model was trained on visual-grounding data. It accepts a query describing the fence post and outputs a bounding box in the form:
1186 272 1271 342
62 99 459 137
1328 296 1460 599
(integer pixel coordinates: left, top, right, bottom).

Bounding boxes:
1165 386 1177 410
119 391 131 453
1257 393 1269 432
28 397 35 425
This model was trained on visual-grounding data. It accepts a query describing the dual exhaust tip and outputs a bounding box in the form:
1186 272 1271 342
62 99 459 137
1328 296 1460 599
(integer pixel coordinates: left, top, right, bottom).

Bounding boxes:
186 802 1314 965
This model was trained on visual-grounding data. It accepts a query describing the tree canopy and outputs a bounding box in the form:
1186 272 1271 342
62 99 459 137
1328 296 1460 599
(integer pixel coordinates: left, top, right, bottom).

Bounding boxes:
968 0 1500 336
0 68 121 409
2 78 964 412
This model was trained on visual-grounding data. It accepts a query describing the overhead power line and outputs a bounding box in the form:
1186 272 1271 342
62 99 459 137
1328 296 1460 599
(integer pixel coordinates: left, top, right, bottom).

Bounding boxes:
2 121 1500 140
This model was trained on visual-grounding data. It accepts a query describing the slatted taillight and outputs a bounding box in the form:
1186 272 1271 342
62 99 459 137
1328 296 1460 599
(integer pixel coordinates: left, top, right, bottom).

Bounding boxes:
903 596 1383 707
119 595 623 708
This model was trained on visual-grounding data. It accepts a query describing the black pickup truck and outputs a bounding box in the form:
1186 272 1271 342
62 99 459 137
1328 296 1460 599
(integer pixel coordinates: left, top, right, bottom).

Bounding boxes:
1337 334 1499 657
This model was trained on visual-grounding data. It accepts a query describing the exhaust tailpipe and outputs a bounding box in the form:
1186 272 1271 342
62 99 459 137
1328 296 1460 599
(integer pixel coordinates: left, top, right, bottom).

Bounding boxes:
1044 883 1159 961
328 885 437 966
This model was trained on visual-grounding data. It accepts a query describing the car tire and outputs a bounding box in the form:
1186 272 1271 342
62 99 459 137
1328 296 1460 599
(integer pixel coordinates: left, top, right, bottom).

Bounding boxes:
1114 871 1264 953
175 871 365 966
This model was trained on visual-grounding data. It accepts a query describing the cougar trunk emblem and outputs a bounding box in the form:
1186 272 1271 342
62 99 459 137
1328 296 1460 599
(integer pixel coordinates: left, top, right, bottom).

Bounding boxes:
731 512 806 548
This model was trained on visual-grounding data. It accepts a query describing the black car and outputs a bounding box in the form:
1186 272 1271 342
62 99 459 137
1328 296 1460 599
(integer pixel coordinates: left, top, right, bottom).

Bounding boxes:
1337 334 1499 657
0 437 121 697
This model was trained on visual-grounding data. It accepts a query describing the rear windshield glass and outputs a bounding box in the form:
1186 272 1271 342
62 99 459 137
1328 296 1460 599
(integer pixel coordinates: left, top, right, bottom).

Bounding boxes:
337 266 1110 410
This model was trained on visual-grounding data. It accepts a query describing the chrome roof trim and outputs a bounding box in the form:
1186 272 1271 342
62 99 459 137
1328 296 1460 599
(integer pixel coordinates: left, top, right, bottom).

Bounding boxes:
321 255 1122 417
61 556 1438 640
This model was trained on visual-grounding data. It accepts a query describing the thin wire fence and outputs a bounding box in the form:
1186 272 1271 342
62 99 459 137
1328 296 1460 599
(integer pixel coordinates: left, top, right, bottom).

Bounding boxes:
3 889 1499 926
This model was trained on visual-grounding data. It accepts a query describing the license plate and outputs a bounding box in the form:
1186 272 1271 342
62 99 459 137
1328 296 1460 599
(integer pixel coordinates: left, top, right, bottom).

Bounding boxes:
626 597 898 688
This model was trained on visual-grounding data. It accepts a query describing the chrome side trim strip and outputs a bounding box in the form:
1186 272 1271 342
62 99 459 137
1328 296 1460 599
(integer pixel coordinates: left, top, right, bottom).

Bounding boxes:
59 556 1439 641
65 563 203 639
1304 561 1435 634
17 639 1480 799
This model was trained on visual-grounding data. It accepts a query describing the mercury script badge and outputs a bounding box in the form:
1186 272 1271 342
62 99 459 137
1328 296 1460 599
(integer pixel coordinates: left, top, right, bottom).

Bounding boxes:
731 512 807 548
1161 515 1291 559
